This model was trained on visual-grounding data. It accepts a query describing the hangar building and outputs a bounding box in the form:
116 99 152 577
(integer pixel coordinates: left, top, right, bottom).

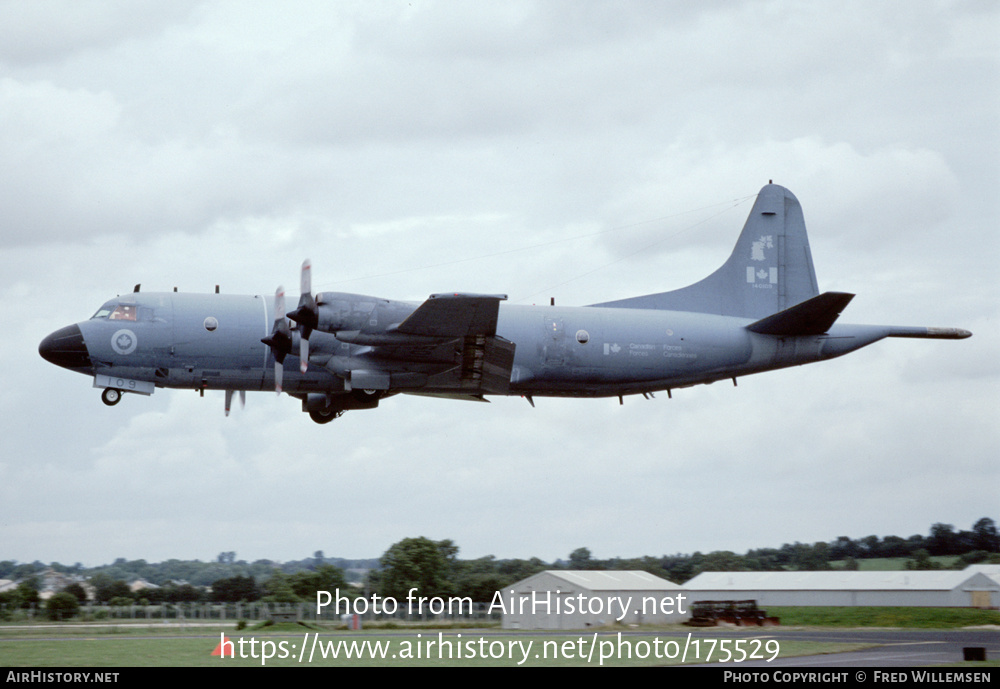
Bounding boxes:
964 564 1000 585
499 570 689 630
684 569 999 608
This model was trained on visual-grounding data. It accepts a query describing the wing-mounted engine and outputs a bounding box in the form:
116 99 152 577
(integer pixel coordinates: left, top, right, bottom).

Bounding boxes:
317 293 517 397
279 260 515 422
313 294 378 333
284 259 409 368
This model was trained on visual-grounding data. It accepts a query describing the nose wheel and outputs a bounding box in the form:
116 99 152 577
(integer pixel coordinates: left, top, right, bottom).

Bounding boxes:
101 388 122 406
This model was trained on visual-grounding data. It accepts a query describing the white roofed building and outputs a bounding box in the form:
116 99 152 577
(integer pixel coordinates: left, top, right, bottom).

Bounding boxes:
498 570 689 630
684 570 999 608
963 564 1000 586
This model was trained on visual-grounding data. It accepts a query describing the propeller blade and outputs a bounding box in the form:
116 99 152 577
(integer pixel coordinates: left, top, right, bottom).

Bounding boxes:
286 260 317 373
239 390 246 409
303 323 314 372
275 286 285 327
225 389 234 417
301 335 309 373
300 258 311 297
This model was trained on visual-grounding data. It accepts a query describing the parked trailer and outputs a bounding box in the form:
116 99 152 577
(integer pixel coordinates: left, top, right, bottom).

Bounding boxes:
685 600 780 627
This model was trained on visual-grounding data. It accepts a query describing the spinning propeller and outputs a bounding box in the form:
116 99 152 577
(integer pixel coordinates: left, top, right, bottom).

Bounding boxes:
224 389 246 415
285 259 318 374
260 286 293 393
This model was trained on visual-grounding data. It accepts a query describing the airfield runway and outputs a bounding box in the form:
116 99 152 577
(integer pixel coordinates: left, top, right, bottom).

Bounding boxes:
685 627 999 667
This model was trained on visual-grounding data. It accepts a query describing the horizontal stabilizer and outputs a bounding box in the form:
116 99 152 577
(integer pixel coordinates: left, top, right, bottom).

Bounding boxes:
395 293 507 338
747 292 855 336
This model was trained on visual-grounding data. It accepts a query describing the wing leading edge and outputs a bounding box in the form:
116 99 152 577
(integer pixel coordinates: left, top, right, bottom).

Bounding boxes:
393 292 508 337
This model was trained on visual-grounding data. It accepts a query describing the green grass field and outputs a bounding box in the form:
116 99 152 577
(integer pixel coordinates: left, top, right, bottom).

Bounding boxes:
3 606 1000 667
769 606 1000 628
0 626 873 667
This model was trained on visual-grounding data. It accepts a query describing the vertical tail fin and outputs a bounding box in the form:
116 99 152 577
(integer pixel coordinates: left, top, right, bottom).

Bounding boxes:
592 184 820 318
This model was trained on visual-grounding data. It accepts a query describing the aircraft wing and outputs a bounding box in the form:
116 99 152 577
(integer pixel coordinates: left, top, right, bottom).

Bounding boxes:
360 293 515 395
393 292 508 337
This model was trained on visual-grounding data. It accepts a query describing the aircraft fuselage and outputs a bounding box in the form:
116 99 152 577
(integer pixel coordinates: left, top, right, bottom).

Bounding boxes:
40 290 898 401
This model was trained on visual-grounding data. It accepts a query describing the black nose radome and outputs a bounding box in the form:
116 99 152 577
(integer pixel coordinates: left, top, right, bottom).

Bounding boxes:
39 324 93 372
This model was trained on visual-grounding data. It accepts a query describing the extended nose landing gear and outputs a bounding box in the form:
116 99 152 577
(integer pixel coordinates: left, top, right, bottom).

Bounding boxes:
101 388 122 406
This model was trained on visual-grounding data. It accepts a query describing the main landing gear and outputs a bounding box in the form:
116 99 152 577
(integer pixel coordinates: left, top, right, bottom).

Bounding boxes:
305 389 383 423
309 408 345 424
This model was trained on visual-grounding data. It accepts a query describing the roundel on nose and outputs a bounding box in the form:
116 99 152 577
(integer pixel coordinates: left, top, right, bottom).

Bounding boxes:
39 324 93 372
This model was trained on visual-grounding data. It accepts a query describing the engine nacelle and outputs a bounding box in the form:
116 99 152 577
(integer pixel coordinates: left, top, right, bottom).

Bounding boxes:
314 295 378 334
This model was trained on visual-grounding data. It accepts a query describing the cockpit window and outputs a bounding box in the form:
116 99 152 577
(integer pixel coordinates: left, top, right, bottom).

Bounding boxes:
91 302 116 319
108 304 136 321
91 301 160 322
109 305 137 321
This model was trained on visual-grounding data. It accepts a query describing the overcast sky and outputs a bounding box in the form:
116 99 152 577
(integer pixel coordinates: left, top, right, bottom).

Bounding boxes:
2 1 997 568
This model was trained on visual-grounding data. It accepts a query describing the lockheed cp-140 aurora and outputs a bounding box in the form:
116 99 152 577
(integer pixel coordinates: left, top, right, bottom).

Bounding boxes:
39 183 971 423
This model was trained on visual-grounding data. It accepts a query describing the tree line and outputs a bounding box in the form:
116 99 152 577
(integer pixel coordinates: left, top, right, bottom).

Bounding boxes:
2 517 996 617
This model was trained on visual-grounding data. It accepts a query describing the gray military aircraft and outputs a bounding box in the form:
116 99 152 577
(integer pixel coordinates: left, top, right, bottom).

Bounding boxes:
39 183 970 423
